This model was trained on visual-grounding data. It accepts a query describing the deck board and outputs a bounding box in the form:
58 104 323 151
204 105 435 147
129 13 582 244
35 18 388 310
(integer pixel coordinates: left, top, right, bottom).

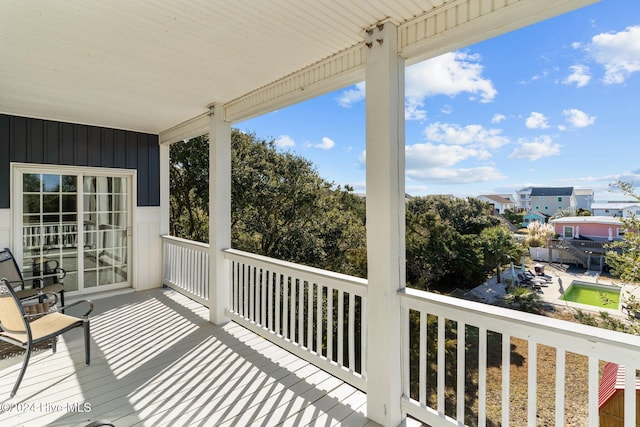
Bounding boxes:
0 288 374 426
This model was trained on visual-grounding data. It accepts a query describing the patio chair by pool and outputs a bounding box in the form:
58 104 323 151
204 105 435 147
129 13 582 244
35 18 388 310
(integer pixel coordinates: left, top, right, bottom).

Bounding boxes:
0 278 93 398
0 248 66 307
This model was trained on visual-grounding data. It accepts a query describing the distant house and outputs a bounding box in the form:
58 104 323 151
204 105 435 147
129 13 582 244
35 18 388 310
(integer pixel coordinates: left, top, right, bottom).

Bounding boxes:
477 195 515 214
598 362 640 426
550 216 623 241
515 187 532 211
529 187 575 217
574 188 594 211
522 211 547 227
592 202 640 218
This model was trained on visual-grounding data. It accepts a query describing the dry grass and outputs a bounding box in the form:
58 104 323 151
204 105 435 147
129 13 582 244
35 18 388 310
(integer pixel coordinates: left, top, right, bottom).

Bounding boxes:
482 307 593 426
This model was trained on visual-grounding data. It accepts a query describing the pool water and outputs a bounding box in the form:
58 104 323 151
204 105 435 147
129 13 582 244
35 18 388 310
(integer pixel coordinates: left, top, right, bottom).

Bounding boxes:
559 282 621 308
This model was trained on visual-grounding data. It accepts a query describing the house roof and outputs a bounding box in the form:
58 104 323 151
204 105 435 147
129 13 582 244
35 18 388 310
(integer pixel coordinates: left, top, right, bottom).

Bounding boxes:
599 362 640 410
574 188 594 196
592 203 640 210
530 187 574 197
479 195 514 205
0 1 597 136
549 216 622 225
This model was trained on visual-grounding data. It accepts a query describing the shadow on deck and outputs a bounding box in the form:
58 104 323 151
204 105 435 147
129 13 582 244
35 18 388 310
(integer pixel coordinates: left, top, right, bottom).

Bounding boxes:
0 288 374 426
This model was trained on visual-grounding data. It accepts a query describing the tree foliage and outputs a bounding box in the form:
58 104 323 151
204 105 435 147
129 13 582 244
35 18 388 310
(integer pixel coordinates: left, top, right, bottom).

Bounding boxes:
405 196 510 291
169 130 367 278
171 134 523 291
605 180 640 283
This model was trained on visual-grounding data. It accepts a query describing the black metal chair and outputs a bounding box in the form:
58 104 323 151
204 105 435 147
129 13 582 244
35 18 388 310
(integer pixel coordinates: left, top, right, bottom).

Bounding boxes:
0 247 66 307
0 278 93 398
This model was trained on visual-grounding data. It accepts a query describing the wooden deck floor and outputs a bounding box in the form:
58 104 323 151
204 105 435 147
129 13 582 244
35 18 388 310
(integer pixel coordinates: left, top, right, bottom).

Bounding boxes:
0 288 376 426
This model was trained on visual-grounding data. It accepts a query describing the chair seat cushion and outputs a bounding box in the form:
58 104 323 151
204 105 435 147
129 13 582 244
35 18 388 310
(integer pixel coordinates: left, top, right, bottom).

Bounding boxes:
1 313 82 344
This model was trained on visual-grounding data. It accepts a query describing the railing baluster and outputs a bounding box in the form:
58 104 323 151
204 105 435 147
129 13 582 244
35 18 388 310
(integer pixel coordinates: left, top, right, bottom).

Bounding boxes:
275 273 281 336
457 321 466 423
268 270 274 331
248 265 254 321
502 333 511 427
327 287 334 362
243 262 248 317
290 276 297 342
348 292 355 372
479 327 487 427
261 268 266 327
528 341 537 426
283 274 289 340
437 316 445 416
307 282 313 350
316 283 322 355
419 311 427 405
588 357 599 427
298 279 304 347
555 349 565 427
624 364 636 427
402 305 410 397
337 290 344 367
361 296 366 378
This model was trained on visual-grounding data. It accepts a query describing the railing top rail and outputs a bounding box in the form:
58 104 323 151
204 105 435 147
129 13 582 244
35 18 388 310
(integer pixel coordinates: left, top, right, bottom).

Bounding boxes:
161 234 210 250
223 248 368 289
399 287 640 364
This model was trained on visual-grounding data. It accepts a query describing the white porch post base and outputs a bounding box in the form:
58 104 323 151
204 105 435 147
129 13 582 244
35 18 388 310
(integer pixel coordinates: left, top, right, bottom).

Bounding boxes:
365 22 406 427
209 103 231 325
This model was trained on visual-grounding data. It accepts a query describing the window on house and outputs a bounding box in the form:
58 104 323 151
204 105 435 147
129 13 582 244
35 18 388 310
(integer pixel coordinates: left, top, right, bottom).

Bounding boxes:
535 206 540 210
558 197 563 202
563 226 573 238
544 206 549 210
540 196 545 200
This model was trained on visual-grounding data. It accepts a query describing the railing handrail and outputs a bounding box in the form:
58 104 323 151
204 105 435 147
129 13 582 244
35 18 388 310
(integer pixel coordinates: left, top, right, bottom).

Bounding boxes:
399 286 640 364
223 248 368 296
161 234 210 250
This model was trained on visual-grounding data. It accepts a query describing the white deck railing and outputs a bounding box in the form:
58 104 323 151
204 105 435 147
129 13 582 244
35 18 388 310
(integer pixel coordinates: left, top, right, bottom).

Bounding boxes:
400 287 640 427
161 237 640 426
161 235 209 306
223 248 368 391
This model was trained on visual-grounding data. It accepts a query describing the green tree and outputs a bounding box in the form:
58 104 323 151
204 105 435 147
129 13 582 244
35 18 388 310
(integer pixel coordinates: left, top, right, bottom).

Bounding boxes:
169 130 367 277
605 181 640 283
170 136 209 242
405 196 497 291
480 225 523 284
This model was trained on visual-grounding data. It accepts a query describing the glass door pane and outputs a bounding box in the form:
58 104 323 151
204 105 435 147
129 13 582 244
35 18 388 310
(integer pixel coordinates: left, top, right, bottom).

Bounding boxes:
22 173 79 291
83 176 128 288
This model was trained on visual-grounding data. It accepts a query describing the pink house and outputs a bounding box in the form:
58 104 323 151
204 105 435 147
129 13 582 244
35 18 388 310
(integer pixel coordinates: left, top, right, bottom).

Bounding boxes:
550 216 624 241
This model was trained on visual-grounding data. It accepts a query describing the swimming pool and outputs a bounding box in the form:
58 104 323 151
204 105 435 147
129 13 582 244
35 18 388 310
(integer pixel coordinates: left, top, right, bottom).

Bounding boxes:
559 281 621 309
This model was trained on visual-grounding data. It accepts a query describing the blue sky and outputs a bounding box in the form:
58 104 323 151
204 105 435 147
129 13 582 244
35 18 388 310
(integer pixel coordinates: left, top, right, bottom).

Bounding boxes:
236 0 640 202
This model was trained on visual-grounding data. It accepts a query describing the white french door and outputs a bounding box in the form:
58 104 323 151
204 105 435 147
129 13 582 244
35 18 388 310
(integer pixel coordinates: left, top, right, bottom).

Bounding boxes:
14 165 132 293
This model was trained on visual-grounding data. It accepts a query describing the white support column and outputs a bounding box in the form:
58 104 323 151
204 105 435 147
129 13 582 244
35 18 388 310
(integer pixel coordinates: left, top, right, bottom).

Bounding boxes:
209 103 231 325
365 22 405 427
159 143 170 236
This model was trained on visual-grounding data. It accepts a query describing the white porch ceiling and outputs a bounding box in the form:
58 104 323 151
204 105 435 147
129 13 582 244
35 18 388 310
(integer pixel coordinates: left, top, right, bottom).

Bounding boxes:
0 0 598 136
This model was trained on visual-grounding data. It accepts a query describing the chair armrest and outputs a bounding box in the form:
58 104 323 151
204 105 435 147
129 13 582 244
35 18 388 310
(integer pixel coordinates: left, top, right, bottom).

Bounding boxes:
23 267 66 285
60 299 94 317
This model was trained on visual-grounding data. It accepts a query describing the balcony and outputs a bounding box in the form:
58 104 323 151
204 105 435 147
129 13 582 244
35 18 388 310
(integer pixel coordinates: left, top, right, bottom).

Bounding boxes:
2 235 640 426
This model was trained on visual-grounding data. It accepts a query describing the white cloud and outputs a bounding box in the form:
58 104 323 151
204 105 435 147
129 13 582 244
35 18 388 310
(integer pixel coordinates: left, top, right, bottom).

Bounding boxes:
336 82 366 107
491 114 506 124
588 25 640 84
406 52 497 105
315 136 335 150
563 108 596 128
405 143 480 169
425 122 509 149
405 100 427 121
337 50 496 118
406 166 505 183
275 135 295 148
509 135 561 161
525 112 550 129
563 64 591 87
